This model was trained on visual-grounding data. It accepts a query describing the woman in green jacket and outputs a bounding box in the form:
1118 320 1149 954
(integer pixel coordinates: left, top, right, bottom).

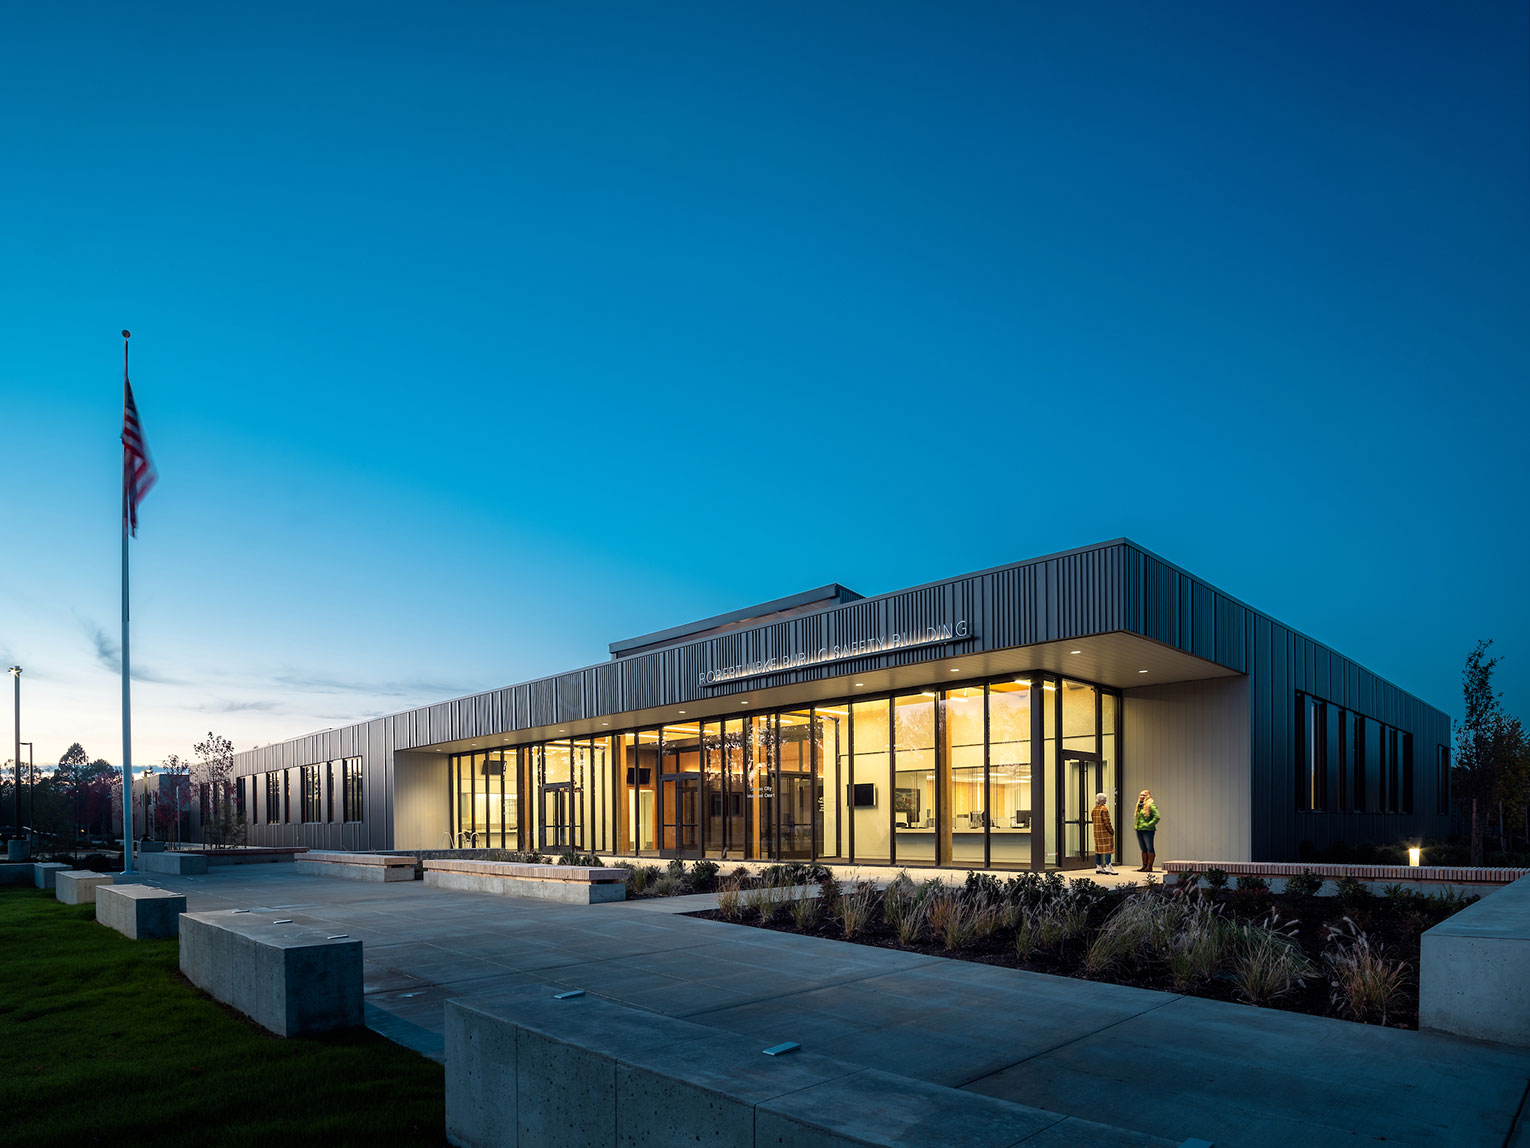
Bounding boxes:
1134 790 1160 873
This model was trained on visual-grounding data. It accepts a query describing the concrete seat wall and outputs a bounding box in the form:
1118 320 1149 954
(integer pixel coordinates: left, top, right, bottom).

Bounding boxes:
1421 875 1530 1046
445 991 1174 1148
424 859 627 904
295 851 418 882
139 852 209 875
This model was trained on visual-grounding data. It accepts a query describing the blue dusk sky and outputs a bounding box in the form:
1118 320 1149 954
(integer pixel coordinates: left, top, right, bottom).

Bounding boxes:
1 2 1526 769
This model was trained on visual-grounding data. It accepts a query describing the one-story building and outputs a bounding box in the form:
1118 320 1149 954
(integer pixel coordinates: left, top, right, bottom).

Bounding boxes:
232 540 1451 868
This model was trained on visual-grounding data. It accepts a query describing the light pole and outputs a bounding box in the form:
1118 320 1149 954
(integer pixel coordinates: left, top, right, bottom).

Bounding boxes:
7 667 19 845
19 741 32 849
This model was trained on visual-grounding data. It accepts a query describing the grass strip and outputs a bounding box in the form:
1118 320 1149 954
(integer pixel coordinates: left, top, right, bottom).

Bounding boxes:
0 887 443 1147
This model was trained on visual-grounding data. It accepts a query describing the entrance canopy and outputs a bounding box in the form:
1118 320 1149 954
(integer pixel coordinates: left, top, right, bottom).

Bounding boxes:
417 630 1240 757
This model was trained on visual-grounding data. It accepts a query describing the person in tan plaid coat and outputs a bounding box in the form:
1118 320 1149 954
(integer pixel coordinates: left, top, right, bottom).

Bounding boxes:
1091 793 1117 874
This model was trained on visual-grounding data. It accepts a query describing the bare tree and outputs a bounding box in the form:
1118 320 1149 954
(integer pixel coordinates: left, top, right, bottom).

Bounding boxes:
193 732 245 849
1454 641 1527 863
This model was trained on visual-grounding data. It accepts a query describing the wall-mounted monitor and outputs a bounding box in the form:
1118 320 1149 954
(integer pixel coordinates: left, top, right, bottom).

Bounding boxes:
1013 809 1031 829
847 783 877 808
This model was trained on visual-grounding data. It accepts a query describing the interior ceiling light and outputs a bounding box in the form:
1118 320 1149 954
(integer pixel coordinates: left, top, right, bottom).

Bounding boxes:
1016 678 1031 686
1043 683 1056 691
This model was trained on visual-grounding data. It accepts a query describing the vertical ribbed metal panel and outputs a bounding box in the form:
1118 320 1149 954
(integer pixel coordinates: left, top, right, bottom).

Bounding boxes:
231 538 1449 860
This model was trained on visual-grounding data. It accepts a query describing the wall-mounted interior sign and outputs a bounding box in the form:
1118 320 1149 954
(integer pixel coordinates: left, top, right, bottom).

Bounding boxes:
699 620 973 687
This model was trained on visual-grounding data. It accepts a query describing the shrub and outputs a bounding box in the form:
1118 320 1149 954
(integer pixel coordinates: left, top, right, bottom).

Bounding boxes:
839 880 880 940
666 858 687 879
1172 869 1202 897
1014 898 1089 960
1235 875 1269 894
882 873 924 942
761 861 832 885
715 878 744 921
1165 902 1231 991
1324 918 1410 1025
962 871 1004 901
653 873 688 897
787 886 823 931
688 859 721 893
1204 867 1229 890
817 873 844 918
1229 915 1313 1005
926 890 985 951
1284 869 1324 897
1083 900 1153 975
625 863 663 897
743 877 789 921
1334 875 1371 906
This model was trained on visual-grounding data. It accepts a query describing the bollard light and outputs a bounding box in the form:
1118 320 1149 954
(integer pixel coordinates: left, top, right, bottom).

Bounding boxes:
1408 846 1422 868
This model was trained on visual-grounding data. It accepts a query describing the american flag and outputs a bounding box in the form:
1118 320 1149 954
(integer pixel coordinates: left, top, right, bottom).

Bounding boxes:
122 339 157 536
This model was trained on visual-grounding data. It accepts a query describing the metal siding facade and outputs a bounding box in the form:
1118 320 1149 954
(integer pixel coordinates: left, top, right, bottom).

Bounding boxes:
232 539 1450 859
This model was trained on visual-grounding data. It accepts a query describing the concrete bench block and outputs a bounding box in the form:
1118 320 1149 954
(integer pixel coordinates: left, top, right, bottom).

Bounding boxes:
0 862 33 885
425 862 626 904
55 870 116 905
139 851 209 875
179 910 363 1036
295 852 417 882
33 861 70 889
96 884 186 939
1420 875 1530 1046
137 840 167 852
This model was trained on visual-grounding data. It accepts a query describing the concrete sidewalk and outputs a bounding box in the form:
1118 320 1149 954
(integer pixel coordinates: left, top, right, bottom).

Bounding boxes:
125 867 1530 1148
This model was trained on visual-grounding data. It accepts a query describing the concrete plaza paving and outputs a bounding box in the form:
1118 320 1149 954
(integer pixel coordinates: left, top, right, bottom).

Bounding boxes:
122 866 1530 1148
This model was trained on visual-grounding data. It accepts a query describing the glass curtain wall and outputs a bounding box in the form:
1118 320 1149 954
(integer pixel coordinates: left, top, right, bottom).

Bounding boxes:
446 673 1117 870
851 699 890 863
816 705 847 861
893 693 936 864
943 686 986 865
778 709 814 859
988 680 1032 868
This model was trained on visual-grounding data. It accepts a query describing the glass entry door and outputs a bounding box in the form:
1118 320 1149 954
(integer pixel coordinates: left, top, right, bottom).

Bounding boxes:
1057 751 1104 870
541 782 579 852
660 773 701 856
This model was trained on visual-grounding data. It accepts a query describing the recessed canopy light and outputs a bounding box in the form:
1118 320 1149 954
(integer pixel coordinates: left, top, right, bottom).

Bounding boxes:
602 722 609 726
1138 669 1149 674
950 669 961 673
678 710 687 714
854 682 865 687
740 701 749 706
1070 650 1082 655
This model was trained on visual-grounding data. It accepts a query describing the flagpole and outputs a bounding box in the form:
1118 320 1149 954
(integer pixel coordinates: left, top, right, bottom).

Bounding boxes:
120 330 135 876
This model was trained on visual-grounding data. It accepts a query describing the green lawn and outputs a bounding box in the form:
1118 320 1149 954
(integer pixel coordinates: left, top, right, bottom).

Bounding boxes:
0 887 444 1147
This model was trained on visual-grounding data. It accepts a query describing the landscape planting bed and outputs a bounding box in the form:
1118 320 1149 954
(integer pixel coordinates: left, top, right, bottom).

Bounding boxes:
690 870 1478 1030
